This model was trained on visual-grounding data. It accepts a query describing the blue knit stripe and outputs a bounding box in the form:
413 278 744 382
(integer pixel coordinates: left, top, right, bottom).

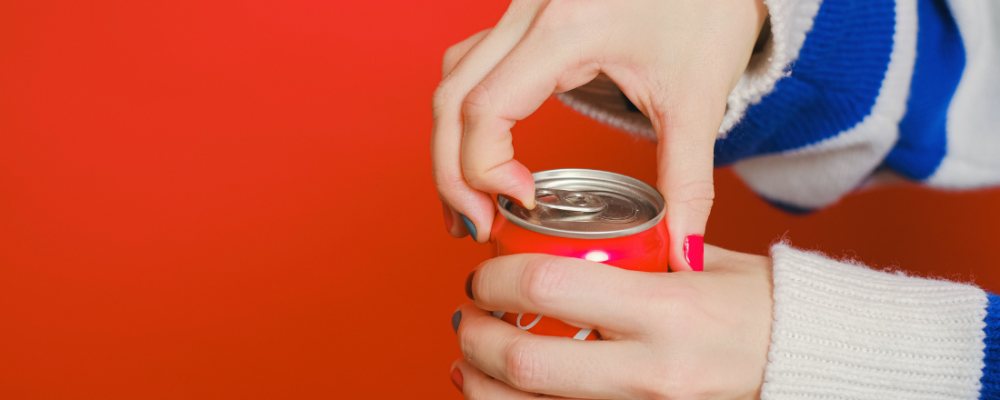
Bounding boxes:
885 0 965 180
981 293 1000 399
715 0 896 166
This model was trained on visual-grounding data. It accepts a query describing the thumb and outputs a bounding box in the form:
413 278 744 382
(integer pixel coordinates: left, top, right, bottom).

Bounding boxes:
648 93 725 272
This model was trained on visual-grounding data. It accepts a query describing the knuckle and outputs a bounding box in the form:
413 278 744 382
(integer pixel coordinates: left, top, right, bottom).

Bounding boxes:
456 313 483 358
456 322 473 355
462 83 493 116
432 166 466 195
642 360 704 400
432 80 456 115
470 259 493 299
461 165 488 190
536 0 599 31
442 43 465 69
670 180 715 216
643 371 687 400
648 283 700 320
459 155 514 193
503 337 547 391
520 257 571 309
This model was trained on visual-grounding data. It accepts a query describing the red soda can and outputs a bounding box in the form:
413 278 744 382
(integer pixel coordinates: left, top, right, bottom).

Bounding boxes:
489 169 669 341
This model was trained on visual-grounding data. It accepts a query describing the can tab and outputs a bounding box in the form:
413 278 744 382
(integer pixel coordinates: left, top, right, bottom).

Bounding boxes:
535 189 606 213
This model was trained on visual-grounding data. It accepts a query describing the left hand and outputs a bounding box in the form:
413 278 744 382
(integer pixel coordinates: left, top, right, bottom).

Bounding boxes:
432 0 770 271
450 245 773 399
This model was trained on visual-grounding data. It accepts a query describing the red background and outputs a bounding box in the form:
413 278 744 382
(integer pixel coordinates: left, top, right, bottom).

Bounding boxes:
2 1 999 398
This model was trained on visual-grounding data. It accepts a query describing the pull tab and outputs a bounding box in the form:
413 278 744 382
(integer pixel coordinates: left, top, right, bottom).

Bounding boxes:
534 188 607 213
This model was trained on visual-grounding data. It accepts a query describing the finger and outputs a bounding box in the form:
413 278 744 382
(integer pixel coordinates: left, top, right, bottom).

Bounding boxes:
442 29 491 78
460 15 605 211
432 1 545 243
453 359 553 400
469 254 662 335
647 88 728 272
442 200 468 238
455 304 638 399
701 243 770 273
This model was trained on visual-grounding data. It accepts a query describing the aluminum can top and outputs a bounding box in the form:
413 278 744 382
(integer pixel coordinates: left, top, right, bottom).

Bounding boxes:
497 169 665 239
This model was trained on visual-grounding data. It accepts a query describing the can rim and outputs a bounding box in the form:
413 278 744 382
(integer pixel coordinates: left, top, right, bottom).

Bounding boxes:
496 169 665 239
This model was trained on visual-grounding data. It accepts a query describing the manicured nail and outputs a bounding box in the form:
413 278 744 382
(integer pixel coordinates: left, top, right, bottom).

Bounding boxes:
450 366 464 392
465 270 475 300
460 214 477 241
451 310 462 333
442 203 454 232
684 235 704 272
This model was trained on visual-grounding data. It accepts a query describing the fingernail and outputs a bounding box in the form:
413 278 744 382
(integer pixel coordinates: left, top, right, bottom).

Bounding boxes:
460 214 477 241
451 310 462 333
465 270 475 300
684 235 704 272
450 366 464 392
442 203 454 232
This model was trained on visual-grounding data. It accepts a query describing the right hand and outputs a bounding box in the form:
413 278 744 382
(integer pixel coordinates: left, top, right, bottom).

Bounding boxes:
450 244 774 399
432 0 768 271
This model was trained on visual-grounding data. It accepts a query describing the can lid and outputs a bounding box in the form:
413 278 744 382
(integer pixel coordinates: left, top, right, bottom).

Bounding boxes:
497 169 665 239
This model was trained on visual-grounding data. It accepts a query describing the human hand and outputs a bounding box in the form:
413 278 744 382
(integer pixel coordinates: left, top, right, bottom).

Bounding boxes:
433 0 769 270
449 245 773 399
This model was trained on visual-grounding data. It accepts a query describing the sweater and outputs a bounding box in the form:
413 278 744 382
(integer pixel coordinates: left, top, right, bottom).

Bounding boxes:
555 0 1000 398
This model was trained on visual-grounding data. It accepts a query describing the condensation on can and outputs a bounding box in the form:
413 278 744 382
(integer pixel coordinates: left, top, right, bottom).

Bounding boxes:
489 169 669 341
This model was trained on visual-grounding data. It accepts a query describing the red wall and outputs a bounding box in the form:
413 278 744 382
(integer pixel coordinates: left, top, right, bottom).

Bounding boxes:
2 1 998 398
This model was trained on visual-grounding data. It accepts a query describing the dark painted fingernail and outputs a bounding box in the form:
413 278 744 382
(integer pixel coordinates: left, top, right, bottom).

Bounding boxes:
465 270 475 300
451 310 462 333
442 203 454 232
460 214 477 241
450 366 464 392
684 235 704 272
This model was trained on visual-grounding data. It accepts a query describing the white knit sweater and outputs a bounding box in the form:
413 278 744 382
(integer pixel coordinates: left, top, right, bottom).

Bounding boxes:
765 244 988 399
555 0 1000 396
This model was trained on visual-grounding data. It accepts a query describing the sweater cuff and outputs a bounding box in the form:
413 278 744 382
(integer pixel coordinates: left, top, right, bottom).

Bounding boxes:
763 243 988 399
555 0 822 140
980 293 1000 398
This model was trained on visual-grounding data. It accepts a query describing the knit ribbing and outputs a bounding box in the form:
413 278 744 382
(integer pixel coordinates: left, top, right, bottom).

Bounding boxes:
556 0 825 141
719 0 823 134
979 293 1000 398
762 244 988 400
716 0 899 165
886 0 966 181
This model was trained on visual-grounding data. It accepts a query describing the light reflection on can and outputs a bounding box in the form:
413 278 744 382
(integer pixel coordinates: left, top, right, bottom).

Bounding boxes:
489 169 669 341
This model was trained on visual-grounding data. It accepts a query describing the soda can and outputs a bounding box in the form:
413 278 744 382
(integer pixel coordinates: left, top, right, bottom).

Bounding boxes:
489 169 669 341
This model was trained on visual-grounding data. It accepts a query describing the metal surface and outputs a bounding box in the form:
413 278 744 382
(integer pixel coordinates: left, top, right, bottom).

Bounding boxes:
497 169 665 239
534 188 607 213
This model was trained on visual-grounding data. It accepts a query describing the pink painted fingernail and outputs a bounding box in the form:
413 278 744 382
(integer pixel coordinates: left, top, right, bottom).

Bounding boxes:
450 366 464 392
684 235 704 272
